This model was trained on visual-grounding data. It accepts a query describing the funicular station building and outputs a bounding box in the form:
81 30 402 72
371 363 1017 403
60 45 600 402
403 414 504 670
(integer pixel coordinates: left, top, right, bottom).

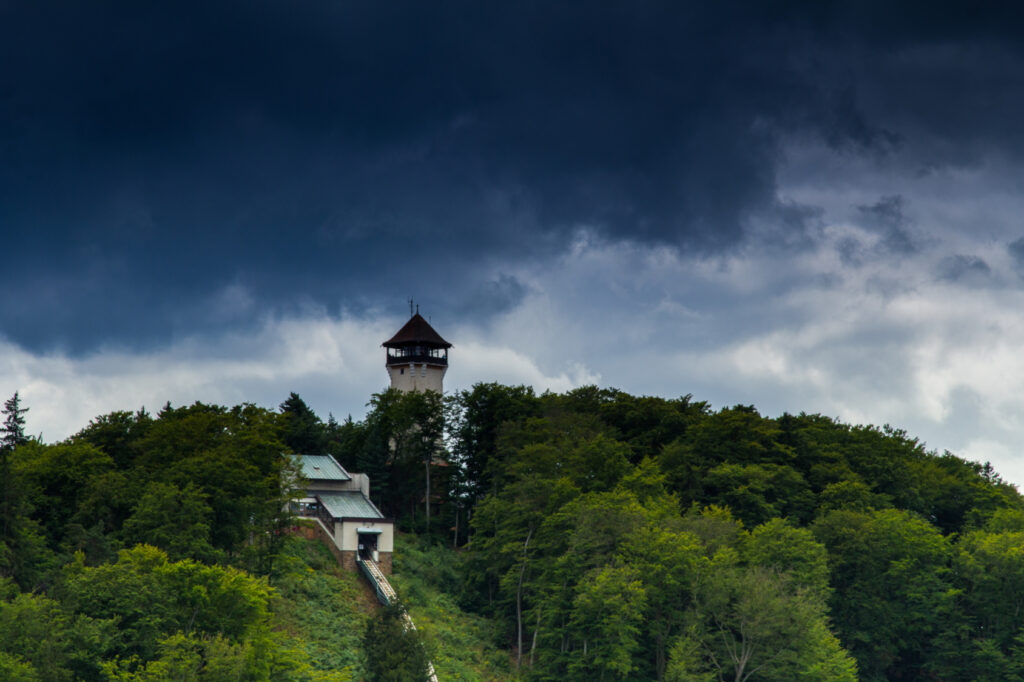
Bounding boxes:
295 453 394 573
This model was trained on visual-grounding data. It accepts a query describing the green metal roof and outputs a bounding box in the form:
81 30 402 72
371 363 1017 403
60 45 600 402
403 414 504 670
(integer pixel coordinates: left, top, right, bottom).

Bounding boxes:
296 454 351 481
318 491 384 519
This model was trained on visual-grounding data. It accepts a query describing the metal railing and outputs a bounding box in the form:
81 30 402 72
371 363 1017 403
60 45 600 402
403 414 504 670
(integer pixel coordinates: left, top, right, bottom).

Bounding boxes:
357 557 397 605
386 352 448 366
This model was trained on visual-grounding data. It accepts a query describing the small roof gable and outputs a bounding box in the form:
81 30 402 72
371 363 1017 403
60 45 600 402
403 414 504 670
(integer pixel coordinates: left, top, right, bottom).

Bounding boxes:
295 454 351 482
318 491 386 519
383 313 452 349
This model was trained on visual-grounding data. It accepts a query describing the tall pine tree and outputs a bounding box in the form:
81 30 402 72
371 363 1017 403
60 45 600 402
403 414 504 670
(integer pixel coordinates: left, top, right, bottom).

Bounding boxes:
279 392 326 454
1 392 28 451
0 392 45 586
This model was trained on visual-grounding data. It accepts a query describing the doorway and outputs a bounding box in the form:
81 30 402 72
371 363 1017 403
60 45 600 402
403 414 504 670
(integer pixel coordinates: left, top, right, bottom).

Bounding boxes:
358 531 379 561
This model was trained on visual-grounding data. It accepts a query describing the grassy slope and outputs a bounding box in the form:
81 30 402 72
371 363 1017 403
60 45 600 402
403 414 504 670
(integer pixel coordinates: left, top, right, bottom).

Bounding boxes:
271 530 511 681
389 533 513 682
272 534 376 680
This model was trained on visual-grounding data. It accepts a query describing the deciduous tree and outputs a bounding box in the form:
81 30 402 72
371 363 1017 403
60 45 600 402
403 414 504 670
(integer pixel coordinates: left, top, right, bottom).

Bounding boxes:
670 565 855 682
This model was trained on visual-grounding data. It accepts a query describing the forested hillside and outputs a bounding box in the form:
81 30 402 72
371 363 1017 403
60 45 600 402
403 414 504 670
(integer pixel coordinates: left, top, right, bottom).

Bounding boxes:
1 386 1023 680
445 386 1024 681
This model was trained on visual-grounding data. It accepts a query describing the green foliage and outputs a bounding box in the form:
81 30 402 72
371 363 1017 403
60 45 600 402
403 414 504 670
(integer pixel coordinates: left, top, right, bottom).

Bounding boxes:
568 565 647 681
943 526 1024 680
0 651 40 681
59 545 276 662
324 413 366 472
451 385 1024 681
1 392 29 451
703 461 813 526
272 535 368 677
816 478 888 513
0 515 50 590
743 518 831 601
0 543 337 680
672 565 856 682
620 525 703 680
0 446 52 588
813 508 954 681
14 441 115 547
359 388 447 529
0 591 113 681
121 481 218 562
101 630 328 682
146 406 270 546
73 409 152 470
280 392 328 455
363 600 432 682
1 383 1023 681
127 401 294 573
447 383 542 504
592 390 709 461
0 393 54 589
390 534 512 680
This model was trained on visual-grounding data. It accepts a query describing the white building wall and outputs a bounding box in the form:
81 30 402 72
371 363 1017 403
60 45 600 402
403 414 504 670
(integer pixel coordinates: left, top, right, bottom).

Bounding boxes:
388 362 445 393
348 473 371 498
336 519 394 553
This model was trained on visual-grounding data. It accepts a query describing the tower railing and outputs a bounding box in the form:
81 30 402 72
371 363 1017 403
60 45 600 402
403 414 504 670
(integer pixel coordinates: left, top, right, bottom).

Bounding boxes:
386 352 448 366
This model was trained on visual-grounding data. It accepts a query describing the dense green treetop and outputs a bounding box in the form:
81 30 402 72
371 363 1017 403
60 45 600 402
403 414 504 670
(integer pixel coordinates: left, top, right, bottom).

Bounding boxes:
1 385 1023 680
449 385 1024 681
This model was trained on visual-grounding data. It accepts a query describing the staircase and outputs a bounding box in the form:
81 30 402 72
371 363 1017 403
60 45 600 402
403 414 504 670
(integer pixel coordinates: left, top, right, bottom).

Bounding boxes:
358 555 397 605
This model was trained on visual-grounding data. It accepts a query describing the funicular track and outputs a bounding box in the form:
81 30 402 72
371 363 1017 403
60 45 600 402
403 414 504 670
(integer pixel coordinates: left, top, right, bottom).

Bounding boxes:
357 556 439 682
309 516 438 681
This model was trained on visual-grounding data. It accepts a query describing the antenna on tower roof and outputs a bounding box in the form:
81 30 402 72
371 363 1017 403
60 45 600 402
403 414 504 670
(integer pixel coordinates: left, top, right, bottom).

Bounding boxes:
408 297 414 316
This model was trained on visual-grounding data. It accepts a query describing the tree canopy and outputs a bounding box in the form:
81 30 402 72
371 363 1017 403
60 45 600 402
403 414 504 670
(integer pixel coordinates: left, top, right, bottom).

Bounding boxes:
2 385 1024 680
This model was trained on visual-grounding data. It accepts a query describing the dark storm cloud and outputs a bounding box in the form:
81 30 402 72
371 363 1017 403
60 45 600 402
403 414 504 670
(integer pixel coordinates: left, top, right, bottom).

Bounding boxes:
6 1 1024 352
856 195 918 256
1008 237 1024 274
454 274 529 320
937 254 991 284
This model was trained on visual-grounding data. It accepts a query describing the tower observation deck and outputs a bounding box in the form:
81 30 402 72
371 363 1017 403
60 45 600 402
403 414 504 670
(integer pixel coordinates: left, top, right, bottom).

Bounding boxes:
382 311 451 393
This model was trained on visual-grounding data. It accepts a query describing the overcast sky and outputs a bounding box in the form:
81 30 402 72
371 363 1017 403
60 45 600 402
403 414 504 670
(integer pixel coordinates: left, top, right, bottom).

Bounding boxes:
6 2 1024 483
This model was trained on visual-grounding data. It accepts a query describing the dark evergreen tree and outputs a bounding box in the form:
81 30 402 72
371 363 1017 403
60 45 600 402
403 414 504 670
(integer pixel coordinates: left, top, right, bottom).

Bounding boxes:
0 395 48 588
279 392 326 454
1 392 28 452
357 418 392 513
363 601 431 682
447 383 541 509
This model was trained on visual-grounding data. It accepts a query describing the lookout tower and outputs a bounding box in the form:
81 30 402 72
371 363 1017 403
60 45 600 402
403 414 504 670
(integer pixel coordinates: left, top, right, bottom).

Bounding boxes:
383 309 451 393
